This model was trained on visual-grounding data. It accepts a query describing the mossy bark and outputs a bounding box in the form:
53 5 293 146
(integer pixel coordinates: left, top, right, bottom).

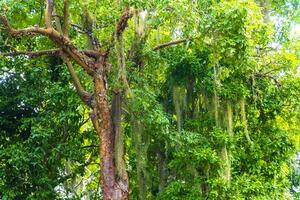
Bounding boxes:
132 120 149 200
221 101 233 182
172 85 186 132
240 98 253 146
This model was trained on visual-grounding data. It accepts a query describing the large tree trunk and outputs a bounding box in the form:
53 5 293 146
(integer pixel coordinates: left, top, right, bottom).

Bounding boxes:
92 59 129 200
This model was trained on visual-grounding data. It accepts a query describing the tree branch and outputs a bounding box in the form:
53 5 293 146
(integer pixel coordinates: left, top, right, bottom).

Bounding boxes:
106 7 133 55
0 15 95 76
114 7 133 40
54 13 93 107
81 50 102 59
153 38 190 51
63 0 69 37
45 0 54 28
1 48 101 59
53 10 63 33
64 57 93 107
0 16 52 36
82 10 100 50
1 49 60 57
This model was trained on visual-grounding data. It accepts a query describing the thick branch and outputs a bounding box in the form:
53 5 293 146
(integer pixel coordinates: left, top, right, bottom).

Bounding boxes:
153 38 190 51
81 50 102 59
45 0 54 28
53 11 63 33
64 56 93 107
0 15 95 76
0 16 52 36
54 14 93 107
63 0 69 37
106 7 133 55
114 7 133 40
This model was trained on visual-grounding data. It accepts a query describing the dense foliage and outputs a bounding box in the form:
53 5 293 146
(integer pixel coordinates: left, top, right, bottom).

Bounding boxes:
0 0 300 199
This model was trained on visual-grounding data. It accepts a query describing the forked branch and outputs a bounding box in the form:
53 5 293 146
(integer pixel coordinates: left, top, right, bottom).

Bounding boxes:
0 15 95 76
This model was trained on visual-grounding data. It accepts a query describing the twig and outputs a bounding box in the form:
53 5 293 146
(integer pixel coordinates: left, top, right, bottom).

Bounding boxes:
153 38 190 51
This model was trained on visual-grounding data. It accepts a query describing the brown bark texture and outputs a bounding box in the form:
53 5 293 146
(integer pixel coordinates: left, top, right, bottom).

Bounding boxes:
93 59 129 199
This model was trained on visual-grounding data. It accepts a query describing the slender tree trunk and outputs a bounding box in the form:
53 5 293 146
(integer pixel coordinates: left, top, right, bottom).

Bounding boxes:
240 98 253 146
132 119 148 200
213 65 220 127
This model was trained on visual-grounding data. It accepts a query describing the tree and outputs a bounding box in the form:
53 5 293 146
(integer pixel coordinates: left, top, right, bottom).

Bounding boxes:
0 0 133 199
1 0 299 199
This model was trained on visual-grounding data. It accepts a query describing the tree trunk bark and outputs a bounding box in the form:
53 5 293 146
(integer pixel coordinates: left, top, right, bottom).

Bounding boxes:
92 59 129 200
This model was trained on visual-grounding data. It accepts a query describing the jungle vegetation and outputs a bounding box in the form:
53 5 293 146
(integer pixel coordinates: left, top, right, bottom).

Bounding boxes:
0 0 300 199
